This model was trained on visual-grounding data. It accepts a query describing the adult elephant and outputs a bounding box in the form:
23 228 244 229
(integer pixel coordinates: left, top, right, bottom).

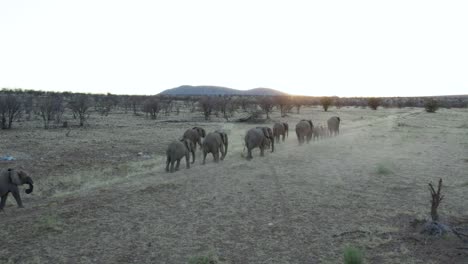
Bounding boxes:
166 139 195 173
273 122 289 143
327 116 341 136
202 130 228 164
0 168 34 211
244 127 274 160
183 127 206 150
295 120 313 144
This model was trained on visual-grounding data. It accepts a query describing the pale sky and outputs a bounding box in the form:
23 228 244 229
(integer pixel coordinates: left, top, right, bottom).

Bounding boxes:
1 0 467 97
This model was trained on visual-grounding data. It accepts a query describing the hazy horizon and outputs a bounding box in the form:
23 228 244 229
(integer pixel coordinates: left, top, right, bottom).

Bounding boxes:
1 1 467 97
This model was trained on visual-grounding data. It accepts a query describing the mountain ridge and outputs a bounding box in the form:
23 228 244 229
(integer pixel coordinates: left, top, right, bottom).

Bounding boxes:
159 85 287 96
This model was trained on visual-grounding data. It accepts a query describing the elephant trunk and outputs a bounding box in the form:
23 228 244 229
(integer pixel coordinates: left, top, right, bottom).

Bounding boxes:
24 176 34 194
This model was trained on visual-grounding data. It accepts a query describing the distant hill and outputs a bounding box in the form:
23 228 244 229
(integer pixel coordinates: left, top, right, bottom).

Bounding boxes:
159 85 287 96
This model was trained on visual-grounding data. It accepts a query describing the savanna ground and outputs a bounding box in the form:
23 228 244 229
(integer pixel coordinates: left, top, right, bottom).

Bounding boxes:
1 106 467 263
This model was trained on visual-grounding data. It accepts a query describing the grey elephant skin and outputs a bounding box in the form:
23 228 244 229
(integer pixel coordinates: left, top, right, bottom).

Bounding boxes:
295 120 313 144
0 168 34 211
312 125 326 140
244 127 274 160
183 127 206 150
327 116 341 136
273 122 289 143
166 139 195 173
202 130 228 164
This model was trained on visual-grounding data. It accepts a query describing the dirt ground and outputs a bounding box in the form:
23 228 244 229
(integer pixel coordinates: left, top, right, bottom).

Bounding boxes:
1 106 467 263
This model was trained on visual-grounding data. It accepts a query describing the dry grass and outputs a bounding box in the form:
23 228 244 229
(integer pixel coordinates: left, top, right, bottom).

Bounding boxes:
0 107 467 263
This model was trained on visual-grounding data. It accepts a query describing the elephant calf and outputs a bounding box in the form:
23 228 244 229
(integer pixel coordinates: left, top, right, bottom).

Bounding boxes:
166 139 195 173
0 168 34 211
202 130 228 164
273 122 289 143
244 127 274 160
295 120 313 144
327 116 341 136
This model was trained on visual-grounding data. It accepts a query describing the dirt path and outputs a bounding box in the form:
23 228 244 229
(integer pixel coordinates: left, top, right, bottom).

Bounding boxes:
1 108 467 263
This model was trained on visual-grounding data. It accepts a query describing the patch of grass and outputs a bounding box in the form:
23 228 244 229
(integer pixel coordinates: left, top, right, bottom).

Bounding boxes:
376 164 393 175
344 246 364 264
35 214 64 234
188 254 218 264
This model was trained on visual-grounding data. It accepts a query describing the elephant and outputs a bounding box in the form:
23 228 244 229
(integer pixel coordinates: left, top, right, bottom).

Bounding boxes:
273 122 289 143
327 116 341 136
202 130 228 164
244 127 274 160
295 120 313 144
183 127 206 151
0 168 34 211
165 139 195 173
312 126 321 141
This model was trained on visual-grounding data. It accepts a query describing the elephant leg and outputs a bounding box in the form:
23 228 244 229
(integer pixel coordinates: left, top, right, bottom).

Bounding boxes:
219 145 225 160
11 188 24 208
247 147 253 160
166 157 170 172
170 160 175 173
186 155 190 169
202 150 208 165
0 194 8 211
260 146 265 156
282 134 285 142
175 159 181 171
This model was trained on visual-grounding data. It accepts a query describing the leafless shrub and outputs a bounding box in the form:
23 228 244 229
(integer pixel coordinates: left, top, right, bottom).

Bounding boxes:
142 97 161 119
198 96 216 120
275 96 293 117
68 95 92 127
257 96 274 119
0 94 22 129
37 94 64 129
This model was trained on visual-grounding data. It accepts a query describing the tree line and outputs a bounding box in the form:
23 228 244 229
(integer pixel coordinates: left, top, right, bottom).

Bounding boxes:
0 88 466 129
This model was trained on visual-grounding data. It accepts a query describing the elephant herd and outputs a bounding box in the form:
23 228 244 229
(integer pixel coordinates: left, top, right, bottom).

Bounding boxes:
165 116 341 172
0 117 340 210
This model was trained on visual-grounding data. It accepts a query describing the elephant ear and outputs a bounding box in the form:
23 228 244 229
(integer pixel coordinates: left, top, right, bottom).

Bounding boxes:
261 127 269 138
200 128 206 137
283 123 289 130
337 117 341 122
8 169 22 185
307 120 313 128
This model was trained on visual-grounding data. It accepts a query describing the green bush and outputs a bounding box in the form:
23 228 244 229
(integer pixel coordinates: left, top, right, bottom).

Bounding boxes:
344 246 363 264
367 97 381 110
424 99 439 113
188 254 218 264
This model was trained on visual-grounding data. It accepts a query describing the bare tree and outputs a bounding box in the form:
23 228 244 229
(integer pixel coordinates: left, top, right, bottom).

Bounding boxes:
142 97 161 119
0 94 22 129
37 96 55 129
68 95 91 126
198 96 215 120
428 179 444 222
258 97 275 119
275 96 293 117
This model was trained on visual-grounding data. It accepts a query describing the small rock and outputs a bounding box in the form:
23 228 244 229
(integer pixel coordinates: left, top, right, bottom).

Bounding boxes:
137 152 144 156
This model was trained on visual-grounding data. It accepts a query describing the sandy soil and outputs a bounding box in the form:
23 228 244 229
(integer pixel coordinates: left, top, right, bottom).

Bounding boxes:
1 106 467 263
